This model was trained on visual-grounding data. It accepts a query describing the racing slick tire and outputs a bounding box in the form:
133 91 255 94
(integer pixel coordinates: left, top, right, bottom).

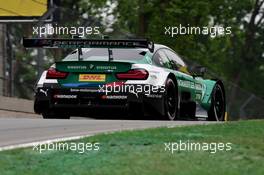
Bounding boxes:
207 83 225 121
163 78 178 120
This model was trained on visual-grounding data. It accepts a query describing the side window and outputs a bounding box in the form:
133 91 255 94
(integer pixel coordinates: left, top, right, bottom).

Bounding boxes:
165 49 186 69
153 50 172 69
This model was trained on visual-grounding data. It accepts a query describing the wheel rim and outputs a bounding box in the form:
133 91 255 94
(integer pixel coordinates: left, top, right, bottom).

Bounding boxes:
166 82 177 119
213 85 225 121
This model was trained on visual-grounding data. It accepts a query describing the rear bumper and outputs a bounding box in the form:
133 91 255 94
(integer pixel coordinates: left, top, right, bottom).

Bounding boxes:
34 85 165 115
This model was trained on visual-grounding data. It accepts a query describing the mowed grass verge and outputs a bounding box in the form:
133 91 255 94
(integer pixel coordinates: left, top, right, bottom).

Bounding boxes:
0 120 264 175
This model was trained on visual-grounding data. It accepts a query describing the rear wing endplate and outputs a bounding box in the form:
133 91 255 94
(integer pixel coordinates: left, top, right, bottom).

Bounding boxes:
23 38 154 52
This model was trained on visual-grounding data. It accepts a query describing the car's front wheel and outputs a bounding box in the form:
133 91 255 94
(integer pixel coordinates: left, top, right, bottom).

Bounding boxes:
208 83 225 121
163 78 178 120
42 111 70 119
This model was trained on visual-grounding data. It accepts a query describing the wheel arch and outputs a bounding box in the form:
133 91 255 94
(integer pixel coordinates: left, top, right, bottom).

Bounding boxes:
212 79 226 113
167 73 178 87
206 79 227 121
201 79 226 113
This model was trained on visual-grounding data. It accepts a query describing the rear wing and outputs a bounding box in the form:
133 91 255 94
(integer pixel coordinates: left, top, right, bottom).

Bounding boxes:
23 38 154 52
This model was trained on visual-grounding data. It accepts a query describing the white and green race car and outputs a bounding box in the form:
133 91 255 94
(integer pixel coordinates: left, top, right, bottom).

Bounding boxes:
23 38 226 121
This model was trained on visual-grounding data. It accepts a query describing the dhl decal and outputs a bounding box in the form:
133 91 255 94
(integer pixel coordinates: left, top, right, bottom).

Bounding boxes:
79 74 106 82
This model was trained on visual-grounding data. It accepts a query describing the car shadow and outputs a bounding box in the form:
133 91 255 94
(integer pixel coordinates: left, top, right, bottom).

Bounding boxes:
76 108 161 120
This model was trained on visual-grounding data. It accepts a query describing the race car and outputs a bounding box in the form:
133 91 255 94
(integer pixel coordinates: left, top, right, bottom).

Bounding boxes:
23 38 226 121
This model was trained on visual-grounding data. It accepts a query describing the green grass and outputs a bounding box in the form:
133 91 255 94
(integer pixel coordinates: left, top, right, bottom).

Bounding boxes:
0 120 264 175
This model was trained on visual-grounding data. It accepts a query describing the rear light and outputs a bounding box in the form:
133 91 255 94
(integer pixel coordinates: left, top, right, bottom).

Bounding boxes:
46 67 68 79
116 69 149 80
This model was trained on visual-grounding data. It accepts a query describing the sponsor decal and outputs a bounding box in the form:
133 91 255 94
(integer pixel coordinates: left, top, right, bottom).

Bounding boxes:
195 94 202 100
70 88 98 92
89 64 95 69
195 83 203 91
146 94 163 98
53 94 77 99
101 95 128 100
54 40 141 48
66 65 116 71
178 80 195 89
177 80 203 91
79 74 106 82
96 66 117 70
39 89 49 96
67 65 87 70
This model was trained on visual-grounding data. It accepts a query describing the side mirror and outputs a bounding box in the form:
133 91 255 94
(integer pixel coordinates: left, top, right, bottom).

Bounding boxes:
189 66 207 77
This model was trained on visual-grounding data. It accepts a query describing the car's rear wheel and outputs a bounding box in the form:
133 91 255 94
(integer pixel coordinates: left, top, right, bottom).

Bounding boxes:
42 111 70 119
163 78 178 120
208 84 225 121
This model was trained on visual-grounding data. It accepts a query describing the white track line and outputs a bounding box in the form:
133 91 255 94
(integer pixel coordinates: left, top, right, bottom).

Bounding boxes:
0 134 92 151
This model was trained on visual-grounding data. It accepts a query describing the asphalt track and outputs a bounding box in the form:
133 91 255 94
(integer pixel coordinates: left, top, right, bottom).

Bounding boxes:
0 110 214 150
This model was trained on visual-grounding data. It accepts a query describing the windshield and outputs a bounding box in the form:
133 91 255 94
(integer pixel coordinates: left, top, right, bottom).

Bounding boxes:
63 48 148 61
